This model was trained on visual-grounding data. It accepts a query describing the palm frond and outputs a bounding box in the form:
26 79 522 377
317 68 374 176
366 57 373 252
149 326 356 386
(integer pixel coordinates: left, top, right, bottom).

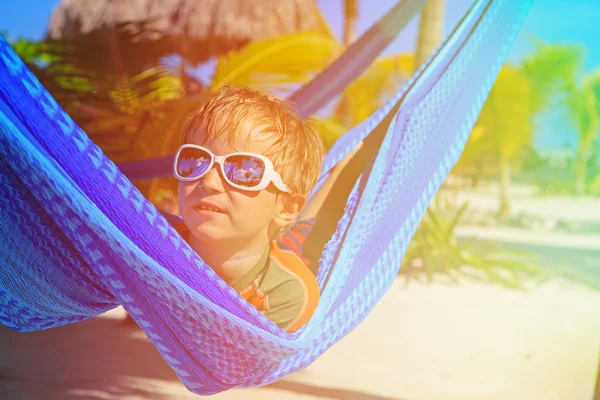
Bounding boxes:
81 92 209 163
401 197 543 289
520 39 584 100
311 116 347 150
211 32 342 92
334 53 413 127
43 19 172 76
562 71 600 150
10 33 187 163
10 21 183 115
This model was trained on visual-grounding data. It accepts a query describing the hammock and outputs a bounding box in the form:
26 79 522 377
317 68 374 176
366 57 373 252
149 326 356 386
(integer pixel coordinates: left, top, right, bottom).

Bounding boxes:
0 0 532 395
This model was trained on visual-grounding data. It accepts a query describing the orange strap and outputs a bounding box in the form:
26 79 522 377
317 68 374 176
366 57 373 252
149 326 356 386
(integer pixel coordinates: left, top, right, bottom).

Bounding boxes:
270 241 320 332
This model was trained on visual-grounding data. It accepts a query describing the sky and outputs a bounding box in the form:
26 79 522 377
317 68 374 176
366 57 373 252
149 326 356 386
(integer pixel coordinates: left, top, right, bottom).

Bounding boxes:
0 0 599 151
1 0 598 70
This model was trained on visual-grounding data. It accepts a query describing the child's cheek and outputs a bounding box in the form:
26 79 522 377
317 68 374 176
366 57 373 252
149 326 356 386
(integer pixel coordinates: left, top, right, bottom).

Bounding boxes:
177 183 193 212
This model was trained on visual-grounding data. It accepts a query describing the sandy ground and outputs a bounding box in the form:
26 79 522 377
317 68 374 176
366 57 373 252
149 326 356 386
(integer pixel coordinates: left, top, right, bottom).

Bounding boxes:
441 182 600 225
1 276 599 400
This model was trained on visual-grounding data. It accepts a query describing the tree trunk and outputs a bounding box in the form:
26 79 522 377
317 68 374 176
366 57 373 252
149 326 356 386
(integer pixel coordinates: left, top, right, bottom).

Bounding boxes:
499 158 511 217
574 148 588 196
574 105 598 195
415 0 446 72
338 0 359 128
472 155 484 188
594 345 600 400
343 0 358 46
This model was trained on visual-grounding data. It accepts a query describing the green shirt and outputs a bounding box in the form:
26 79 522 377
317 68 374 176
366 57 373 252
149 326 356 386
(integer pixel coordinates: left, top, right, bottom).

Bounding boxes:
169 217 317 332
230 243 313 331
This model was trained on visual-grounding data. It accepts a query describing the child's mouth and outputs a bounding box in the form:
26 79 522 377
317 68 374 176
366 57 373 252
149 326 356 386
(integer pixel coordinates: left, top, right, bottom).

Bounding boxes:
194 204 226 215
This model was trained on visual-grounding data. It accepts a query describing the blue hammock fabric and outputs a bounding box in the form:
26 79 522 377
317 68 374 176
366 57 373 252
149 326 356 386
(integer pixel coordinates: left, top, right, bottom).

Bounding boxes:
0 0 532 395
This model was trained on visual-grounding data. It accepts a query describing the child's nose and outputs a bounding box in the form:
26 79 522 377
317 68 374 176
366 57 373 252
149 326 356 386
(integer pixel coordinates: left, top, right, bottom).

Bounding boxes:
198 165 225 192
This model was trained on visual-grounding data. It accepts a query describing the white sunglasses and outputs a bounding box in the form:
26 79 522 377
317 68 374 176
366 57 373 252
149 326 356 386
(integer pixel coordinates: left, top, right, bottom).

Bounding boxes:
173 144 291 193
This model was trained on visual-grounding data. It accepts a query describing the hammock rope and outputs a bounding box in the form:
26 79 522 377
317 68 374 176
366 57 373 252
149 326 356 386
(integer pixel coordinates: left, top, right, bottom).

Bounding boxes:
0 0 533 395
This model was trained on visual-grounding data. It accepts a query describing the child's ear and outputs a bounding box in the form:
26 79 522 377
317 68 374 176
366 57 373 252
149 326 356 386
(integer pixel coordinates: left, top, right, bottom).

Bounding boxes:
274 194 306 227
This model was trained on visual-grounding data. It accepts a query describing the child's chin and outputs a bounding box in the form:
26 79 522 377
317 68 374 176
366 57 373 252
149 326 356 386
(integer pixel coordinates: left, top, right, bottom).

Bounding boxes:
191 225 227 243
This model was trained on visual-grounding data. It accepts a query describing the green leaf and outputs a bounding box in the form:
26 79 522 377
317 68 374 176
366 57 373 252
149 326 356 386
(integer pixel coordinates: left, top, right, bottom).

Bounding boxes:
311 116 348 150
446 201 469 240
211 32 342 92
335 53 413 127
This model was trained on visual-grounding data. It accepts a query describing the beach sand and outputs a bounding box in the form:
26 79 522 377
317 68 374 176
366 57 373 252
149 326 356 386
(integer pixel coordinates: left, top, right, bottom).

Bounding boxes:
1 276 598 400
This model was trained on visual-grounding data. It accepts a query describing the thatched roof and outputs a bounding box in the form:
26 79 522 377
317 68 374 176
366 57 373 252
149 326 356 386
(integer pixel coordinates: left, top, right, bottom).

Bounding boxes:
47 0 324 63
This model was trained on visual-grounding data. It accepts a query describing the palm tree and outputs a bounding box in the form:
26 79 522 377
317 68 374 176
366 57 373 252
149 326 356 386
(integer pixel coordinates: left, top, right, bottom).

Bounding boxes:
453 64 540 216
477 65 537 216
454 41 590 215
521 41 600 196
565 72 600 195
343 0 358 46
334 0 360 129
414 0 446 72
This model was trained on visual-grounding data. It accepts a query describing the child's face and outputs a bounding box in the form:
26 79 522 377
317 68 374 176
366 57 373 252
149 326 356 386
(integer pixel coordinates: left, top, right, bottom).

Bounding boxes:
178 125 286 247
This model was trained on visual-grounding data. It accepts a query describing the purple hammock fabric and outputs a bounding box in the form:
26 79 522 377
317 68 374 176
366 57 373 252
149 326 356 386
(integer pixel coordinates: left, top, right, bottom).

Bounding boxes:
0 0 533 395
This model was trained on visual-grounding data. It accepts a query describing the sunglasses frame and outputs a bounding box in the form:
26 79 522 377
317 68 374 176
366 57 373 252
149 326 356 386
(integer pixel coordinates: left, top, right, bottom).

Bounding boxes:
173 144 291 193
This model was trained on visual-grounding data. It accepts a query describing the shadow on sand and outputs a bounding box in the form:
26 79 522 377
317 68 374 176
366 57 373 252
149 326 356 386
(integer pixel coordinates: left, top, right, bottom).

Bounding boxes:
0 315 403 400
0 316 179 399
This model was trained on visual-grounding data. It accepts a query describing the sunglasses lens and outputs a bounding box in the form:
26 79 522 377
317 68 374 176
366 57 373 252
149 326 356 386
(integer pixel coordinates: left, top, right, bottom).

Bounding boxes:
176 147 212 178
223 155 266 188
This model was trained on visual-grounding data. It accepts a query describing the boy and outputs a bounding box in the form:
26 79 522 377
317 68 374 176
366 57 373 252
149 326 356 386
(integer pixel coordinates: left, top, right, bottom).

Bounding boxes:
151 86 359 333
169 86 355 333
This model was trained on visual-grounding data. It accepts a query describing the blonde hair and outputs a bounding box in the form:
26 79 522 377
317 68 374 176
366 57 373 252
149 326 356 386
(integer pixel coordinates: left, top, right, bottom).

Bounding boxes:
181 86 323 199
